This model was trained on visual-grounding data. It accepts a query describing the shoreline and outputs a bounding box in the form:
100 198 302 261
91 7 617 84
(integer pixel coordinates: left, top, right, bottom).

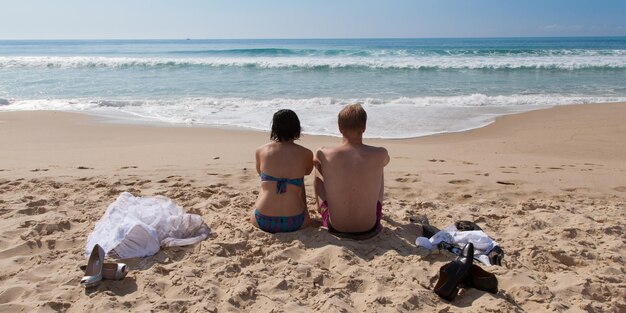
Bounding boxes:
0 100 623 140
3 98 626 139
0 101 624 312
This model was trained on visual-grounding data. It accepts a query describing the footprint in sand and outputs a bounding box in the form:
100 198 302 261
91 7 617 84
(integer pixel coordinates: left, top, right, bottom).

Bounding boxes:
21 220 71 239
77 166 93 170
152 265 173 276
120 165 138 169
41 302 71 312
448 179 472 185
19 199 48 214
49 181 63 189
613 186 626 192
106 188 124 196
398 173 420 182
550 250 577 266
17 207 47 215
93 181 108 188
29 168 49 172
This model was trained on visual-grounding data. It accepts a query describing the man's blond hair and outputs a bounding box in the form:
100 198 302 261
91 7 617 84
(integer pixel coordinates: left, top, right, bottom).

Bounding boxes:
338 103 367 132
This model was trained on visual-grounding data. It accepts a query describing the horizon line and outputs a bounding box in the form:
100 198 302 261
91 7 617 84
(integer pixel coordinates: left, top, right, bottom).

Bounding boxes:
1 35 626 41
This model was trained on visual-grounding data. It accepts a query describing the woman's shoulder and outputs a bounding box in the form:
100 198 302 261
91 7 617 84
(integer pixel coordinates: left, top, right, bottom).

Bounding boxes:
293 143 314 156
256 142 277 153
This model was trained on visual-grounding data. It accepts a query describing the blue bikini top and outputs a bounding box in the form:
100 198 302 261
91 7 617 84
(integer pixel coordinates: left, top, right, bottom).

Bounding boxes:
260 172 304 194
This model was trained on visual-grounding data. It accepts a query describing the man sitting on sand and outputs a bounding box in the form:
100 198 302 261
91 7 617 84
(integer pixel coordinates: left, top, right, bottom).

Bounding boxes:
314 104 389 236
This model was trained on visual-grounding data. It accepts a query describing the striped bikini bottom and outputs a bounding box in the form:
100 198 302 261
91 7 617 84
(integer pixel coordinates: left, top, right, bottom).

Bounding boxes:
254 209 305 233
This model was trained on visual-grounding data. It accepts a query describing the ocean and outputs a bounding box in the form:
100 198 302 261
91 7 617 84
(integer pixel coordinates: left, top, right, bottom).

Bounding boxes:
1 37 625 138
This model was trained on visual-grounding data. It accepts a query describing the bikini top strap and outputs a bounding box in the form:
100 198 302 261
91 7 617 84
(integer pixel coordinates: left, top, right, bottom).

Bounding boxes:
260 172 304 194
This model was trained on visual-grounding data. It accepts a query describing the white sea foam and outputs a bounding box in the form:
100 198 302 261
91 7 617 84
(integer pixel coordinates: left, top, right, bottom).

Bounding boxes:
1 55 625 70
2 95 625 138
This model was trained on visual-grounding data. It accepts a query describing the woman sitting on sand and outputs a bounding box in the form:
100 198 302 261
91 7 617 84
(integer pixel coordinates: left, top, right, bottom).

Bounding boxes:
250 109 313 233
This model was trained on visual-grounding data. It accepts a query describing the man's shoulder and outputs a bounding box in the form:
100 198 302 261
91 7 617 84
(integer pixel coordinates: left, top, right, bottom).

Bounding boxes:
364 144 388 154
315 145 342 163
363 145 389 165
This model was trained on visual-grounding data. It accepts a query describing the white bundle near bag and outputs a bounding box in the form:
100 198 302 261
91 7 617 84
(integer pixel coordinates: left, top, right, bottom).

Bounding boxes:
415 224 499 265
86 192 210 259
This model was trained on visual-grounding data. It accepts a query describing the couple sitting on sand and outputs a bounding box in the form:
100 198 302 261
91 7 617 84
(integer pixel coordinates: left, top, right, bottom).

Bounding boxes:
250 104 389 237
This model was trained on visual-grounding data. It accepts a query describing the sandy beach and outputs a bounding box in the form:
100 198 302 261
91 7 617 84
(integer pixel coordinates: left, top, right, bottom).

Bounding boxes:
0 102 625 312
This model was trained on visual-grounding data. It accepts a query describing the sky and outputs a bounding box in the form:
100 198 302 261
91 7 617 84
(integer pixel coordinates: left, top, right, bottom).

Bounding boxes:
1 0 625 39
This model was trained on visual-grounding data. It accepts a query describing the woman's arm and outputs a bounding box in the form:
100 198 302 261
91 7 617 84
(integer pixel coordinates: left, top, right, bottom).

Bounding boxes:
302 149 314 207
255 147 262 175
301 180 308 208
305 149 314 175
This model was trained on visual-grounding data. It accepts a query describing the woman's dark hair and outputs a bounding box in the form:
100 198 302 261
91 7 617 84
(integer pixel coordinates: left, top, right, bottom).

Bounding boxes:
270 109 301 142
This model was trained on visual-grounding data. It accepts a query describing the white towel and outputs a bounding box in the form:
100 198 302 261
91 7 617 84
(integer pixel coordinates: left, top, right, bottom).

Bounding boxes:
86 192 210 259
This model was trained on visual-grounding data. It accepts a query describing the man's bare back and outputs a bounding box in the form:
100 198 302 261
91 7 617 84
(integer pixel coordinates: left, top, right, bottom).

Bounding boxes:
314 103 389 233
315 143 389 232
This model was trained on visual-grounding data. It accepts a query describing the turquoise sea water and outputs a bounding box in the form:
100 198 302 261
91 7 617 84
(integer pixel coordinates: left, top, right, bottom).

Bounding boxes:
1 37 625 138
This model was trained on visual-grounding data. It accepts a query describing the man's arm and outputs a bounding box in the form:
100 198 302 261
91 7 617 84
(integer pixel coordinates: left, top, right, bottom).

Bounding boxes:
381 147 390 167
314 148 324 179
379 148 388 201
313 148 327 212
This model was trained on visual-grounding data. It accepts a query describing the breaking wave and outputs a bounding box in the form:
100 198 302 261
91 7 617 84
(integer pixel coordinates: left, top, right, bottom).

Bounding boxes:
1 55 625 71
